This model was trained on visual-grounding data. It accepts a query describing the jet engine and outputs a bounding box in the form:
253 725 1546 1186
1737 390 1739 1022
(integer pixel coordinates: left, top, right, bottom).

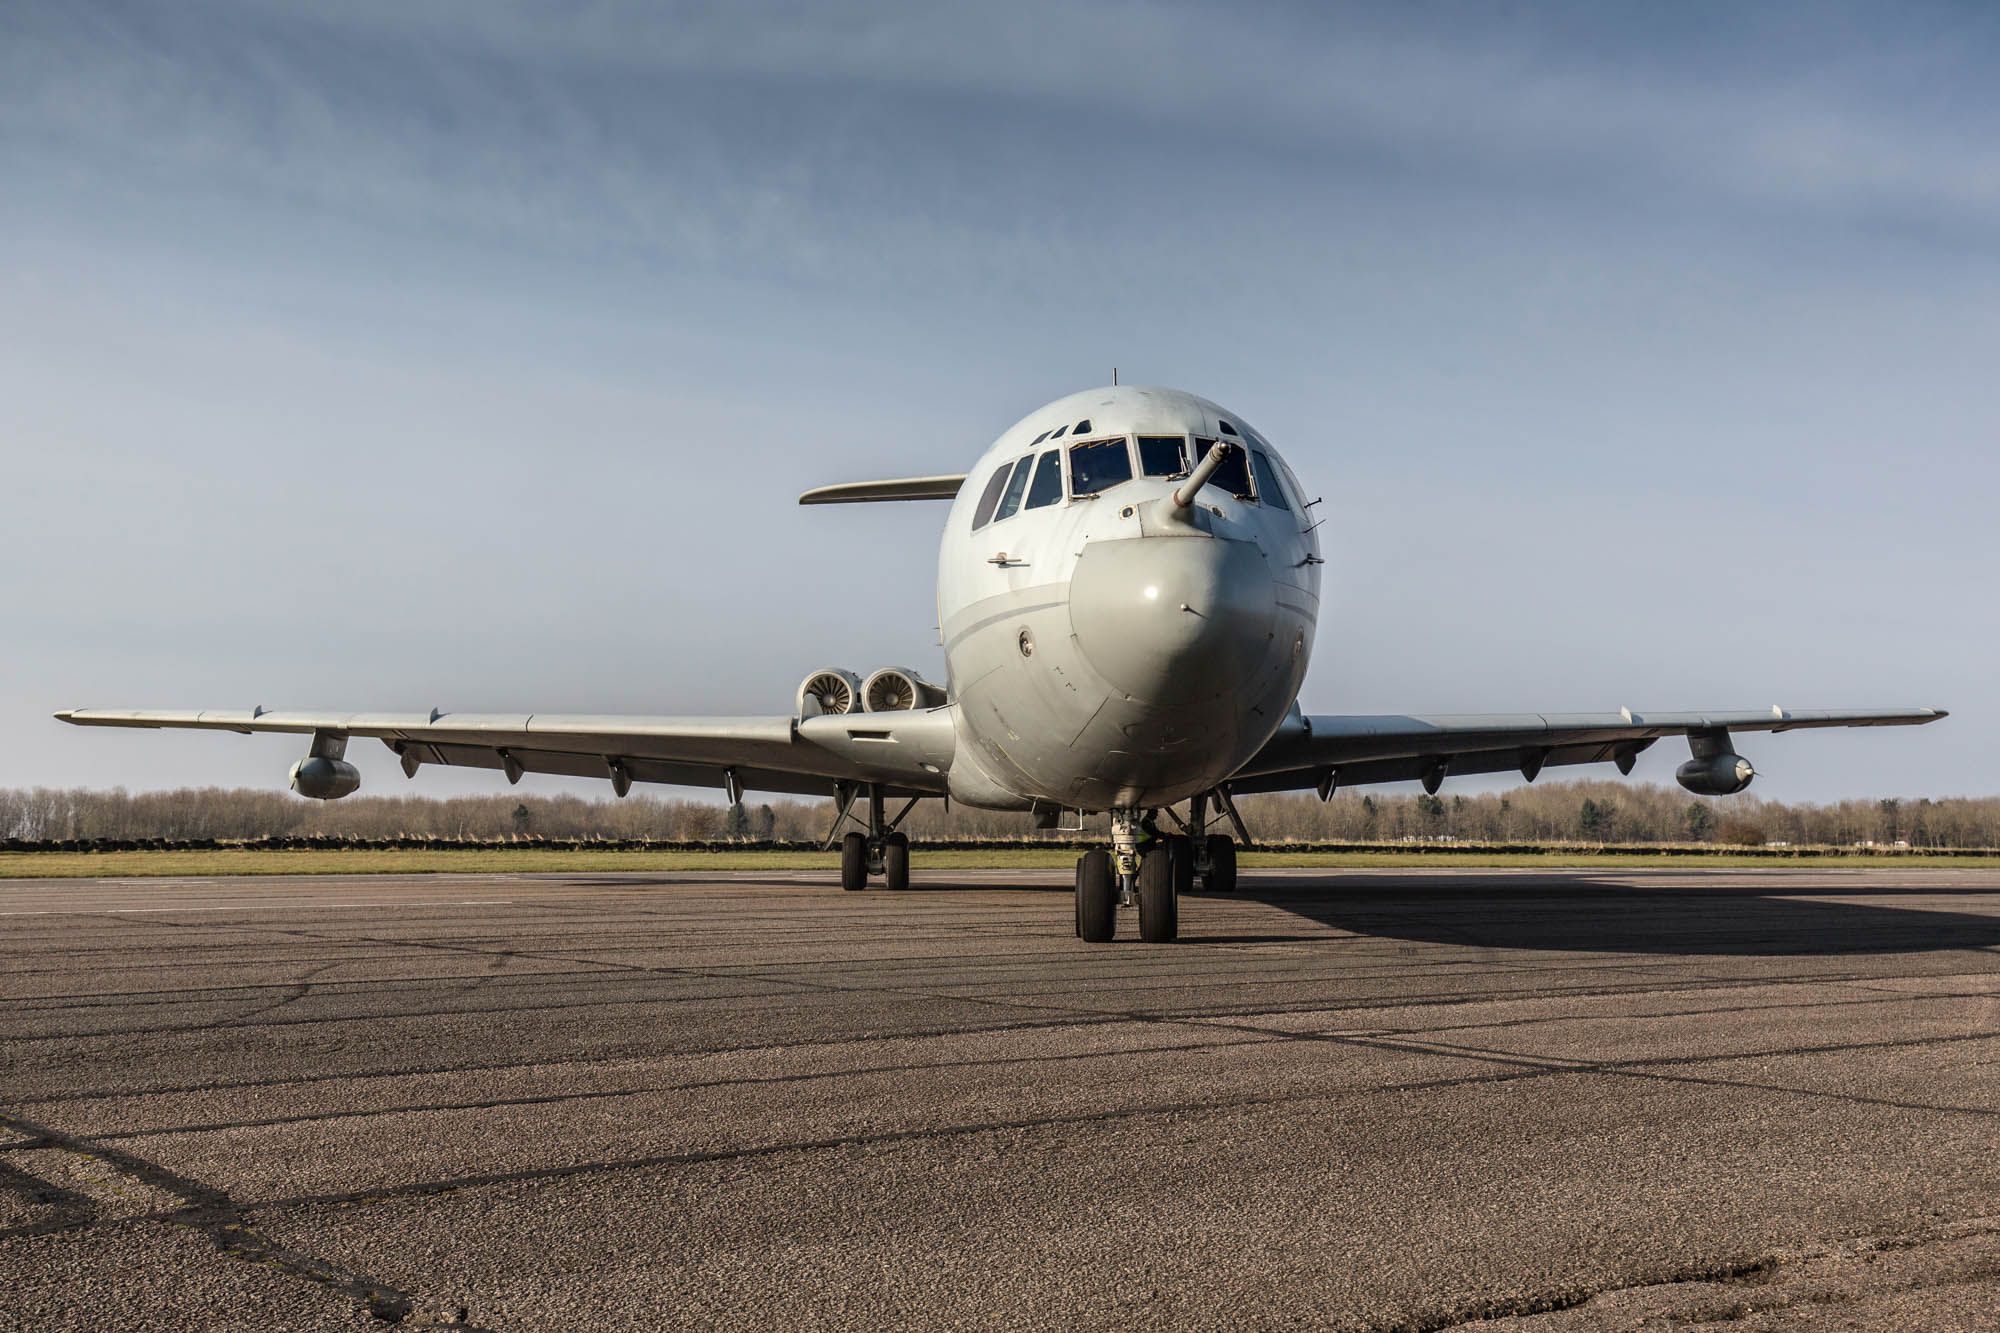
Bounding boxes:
1676 753 1755 796
861 666 949 712
290 756 361 800
797 668 863 718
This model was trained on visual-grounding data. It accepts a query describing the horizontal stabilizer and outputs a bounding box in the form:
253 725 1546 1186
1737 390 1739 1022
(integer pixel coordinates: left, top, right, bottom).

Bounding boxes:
798 475 966 505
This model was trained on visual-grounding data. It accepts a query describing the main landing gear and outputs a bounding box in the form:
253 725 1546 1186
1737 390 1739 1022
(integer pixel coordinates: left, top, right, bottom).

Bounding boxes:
1073 792 1246 943
831 783 918 892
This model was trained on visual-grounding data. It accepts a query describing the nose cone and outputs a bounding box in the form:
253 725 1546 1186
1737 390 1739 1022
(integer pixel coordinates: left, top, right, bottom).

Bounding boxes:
1068 536 1276 706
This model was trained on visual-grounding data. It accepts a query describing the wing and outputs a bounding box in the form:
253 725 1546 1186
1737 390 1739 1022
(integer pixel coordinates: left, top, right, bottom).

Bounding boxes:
54 708 955 799
798 475 967 504
1230 706 1948 795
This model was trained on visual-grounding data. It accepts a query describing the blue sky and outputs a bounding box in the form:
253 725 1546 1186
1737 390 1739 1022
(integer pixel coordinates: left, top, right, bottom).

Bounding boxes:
3 0 1992 803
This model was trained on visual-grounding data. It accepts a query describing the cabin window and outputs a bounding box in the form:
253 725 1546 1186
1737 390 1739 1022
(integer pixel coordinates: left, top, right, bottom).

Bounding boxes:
992 454 1035 522
1068 438 1133 496
1024 450 1064 509
1200 441 1254 499
1136 435 1187 477
969 462 1017 529
1250 450 1290 510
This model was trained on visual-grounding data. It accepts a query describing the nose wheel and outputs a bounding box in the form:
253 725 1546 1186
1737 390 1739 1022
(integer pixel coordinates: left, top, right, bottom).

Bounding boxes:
1074 809 1183 943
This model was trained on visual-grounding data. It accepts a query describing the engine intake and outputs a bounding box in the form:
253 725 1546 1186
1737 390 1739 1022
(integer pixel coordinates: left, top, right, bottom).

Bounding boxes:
797 668 862 718
861 666 948 712
290 756 361 800
1677 753 1754 797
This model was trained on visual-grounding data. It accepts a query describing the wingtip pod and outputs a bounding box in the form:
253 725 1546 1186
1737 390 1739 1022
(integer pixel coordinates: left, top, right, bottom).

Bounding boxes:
52 709 76 723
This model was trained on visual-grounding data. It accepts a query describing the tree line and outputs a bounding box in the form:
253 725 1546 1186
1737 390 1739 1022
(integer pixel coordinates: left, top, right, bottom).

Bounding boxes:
2 781 1995 848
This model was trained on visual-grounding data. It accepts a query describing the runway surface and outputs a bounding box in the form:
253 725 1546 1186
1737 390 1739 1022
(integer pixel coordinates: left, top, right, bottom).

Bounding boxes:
5 865 2000 1331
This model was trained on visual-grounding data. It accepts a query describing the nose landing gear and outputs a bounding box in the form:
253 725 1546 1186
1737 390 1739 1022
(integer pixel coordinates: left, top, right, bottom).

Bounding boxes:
1070 794 1247 941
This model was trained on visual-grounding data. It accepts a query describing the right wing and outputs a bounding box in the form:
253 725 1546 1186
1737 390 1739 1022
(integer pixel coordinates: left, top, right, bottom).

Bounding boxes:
54 707 956 799
798 475 967 504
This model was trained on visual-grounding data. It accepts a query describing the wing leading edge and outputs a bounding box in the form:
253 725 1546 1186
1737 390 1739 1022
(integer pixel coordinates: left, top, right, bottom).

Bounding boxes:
53 708 956 800
1230 706 1949 796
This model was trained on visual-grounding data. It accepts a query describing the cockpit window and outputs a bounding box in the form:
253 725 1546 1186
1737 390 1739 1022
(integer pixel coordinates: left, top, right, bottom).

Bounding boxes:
1249 450 1290 510
1073 419 1091 434
1050 424 1068 440
969 461 1016 530
992 454 1035 522
1024 450 1064 509
1068 438 1133 496
1030 430 1051 446
1199 441 1254 499
1218 421 1239 436
1136 435 1187 477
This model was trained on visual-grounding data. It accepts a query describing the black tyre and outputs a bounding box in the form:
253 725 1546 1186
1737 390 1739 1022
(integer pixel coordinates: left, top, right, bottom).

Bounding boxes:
1076 849 1115 943
883 832 910 891
1167 834 1194 899
1136 846 1178 943
840 832 869 891
1204 834 1237 894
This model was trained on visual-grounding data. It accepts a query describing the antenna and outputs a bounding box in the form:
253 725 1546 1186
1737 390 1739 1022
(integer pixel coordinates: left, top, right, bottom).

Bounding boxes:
1113 367 1118 385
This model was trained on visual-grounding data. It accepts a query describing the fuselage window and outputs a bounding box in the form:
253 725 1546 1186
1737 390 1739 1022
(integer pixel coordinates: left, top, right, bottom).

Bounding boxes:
1024 450 1064 509
1249 450 1290 510
1200 441 1254 499
970 462 1017 529
1217 421 1239 436
1073 419 1091 435
992 454 1035 522
1137 435 1188 477
1068 438 1133 496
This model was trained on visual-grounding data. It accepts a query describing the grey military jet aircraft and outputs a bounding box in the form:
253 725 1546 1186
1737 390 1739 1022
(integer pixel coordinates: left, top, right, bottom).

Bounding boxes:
59 385 1946 942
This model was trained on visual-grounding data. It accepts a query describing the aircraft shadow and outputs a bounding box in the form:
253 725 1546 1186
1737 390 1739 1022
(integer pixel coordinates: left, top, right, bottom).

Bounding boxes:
1193 873 2000 956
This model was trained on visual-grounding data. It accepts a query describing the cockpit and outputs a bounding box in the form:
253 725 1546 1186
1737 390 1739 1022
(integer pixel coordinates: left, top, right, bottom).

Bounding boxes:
969 426 1304 531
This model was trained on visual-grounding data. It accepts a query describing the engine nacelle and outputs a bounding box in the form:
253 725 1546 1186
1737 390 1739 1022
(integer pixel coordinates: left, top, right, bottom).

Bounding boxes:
797 668 863 718
290 756 361 800
1676 753 1754 797
861 666 949 712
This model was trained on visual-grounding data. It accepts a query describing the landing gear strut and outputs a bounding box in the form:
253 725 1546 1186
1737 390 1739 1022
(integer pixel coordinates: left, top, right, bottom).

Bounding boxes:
831 783 918 891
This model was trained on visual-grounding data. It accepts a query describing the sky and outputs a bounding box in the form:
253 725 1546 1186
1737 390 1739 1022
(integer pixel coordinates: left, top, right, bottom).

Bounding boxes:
2 0 1993 805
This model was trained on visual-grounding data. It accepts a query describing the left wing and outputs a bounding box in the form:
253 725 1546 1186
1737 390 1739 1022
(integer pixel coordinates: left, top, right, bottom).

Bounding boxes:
1230 706 1948 796
54 708 956 799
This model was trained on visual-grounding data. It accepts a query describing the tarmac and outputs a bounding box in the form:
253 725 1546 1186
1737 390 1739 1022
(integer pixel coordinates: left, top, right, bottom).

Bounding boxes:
4 865 2000 1331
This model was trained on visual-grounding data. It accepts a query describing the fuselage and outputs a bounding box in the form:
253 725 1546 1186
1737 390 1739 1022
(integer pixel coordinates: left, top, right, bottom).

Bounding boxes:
938 386 1320 812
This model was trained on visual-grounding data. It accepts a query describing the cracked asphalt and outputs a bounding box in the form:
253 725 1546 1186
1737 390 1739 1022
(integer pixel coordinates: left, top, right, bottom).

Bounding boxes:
4 865 2000 1330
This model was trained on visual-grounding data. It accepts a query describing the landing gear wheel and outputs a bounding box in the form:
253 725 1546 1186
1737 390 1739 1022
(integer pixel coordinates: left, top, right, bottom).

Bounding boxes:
1076 850 1115 943
1203 834 1237 894
840 832 869 891
1167 834 1194 900
883 832 910 891
1136 846 1178 943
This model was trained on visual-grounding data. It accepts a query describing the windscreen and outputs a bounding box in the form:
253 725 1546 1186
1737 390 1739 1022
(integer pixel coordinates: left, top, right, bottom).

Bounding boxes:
1249 451 1290 510
992 455 1035 521
969 462 1016 529
1201 442 1253 498
1024 451 1064 509
1136 436 1187 477
1068 439 1134 496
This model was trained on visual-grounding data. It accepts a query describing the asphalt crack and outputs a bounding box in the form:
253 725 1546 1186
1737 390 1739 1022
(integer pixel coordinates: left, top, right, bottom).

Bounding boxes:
0 1110 483 1327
